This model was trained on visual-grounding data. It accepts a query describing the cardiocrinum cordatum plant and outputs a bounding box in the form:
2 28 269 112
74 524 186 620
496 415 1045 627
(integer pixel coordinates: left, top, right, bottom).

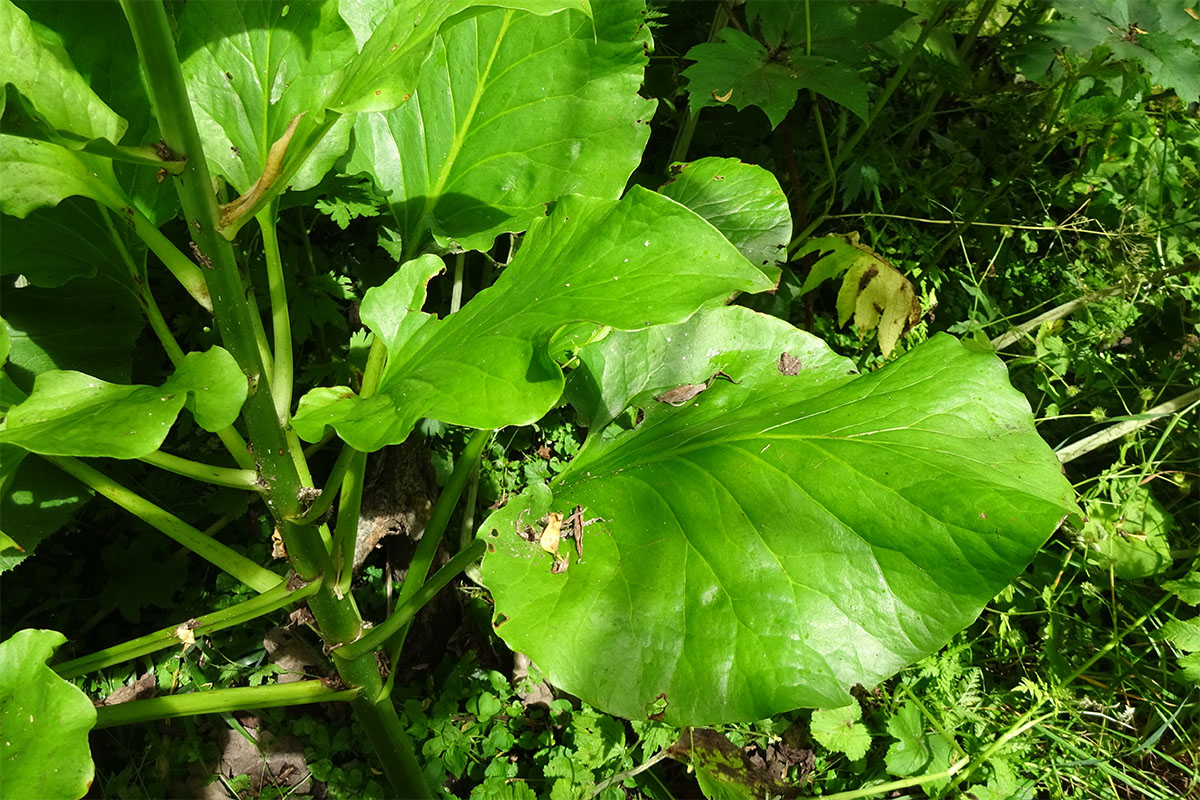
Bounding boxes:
0 1 1078 797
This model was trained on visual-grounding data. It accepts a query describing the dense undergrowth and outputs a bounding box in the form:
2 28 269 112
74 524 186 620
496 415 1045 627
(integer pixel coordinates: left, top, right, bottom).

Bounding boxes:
1 1 1197 798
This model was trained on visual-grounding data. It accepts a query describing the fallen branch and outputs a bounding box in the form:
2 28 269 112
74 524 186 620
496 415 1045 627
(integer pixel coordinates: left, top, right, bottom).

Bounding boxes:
1056 388 1200 463
991 261 1198 351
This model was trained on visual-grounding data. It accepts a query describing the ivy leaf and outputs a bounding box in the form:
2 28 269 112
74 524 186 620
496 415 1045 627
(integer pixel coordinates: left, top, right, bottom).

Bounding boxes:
810 700 871 761
1 347 246 459
293 189 772 451
885 703 931 776
482 316 1079 724
683 28 868 128
659 157 790 278
0 629 96 800
347 0 651 257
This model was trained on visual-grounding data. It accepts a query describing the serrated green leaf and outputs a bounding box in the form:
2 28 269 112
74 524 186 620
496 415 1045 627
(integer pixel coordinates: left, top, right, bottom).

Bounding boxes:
885 703 931 776
1042 1 1200 101
1 347 246 458
1178 652 1200 684
0 629 96 800
811 701 871 760
683 28 869 128
483 322 1078 724
294 188 772 451
348 0 651 257
1085 485 1175 579
1163 570 1200 605
1159 618 1200 652
659 157 789 278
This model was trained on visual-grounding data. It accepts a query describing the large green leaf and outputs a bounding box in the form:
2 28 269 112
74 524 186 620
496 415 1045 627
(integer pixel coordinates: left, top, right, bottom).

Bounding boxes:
0 629 96 800
0 197 131 288
175 0 586 232
2 272 143 389
293 188 775 451
1 347 246 458
0 451 90 573
0 0 124 143
481 322 1078 724
346 0 653 256
565 305 853 431
0 0 134 218
659 157 790 277
0 134 129 218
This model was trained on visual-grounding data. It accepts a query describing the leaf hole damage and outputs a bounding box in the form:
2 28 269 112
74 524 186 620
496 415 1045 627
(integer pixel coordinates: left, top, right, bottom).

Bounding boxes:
493 614 509 629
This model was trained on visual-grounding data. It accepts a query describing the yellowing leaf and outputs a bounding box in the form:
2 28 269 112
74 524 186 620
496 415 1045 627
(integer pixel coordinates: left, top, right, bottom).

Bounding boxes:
834 243 921 357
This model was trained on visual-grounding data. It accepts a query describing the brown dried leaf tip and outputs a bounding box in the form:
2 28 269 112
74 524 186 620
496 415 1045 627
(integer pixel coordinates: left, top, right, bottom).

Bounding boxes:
777 352 803 375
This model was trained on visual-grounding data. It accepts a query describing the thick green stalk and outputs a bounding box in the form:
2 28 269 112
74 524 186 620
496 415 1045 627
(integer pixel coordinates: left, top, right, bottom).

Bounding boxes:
56 576 320 679
129 206 212 311
258 202 293 422
120 6 430 795
334 449 369 595
95 680 359 728
140 450 260 490
340 539 486 661
44 455 280 593
120 0 324 578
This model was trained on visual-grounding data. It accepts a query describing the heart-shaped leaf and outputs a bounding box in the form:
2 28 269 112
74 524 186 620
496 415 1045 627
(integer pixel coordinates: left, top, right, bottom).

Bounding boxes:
176 0 586 232
292 189 774 451
2 347 246 458
659 157 790 279
0 629 96 800
482 319 1078 724
346 0 652 256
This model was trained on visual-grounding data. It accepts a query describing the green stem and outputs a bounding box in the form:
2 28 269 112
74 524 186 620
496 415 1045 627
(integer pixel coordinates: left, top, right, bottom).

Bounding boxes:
361 337 388 397
295 443 355 525
383 430 489 656
340 538 486 662
334 449 369 595
140 450 260 490
451 253 466 313
665 2 729 169
826 1 951 177
120 0 321 576
95 680 359 729
258 202 293 422
43 455 280 593
129 206 213 311
121 6 429 795
98 204 189 365
56 576 320 679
